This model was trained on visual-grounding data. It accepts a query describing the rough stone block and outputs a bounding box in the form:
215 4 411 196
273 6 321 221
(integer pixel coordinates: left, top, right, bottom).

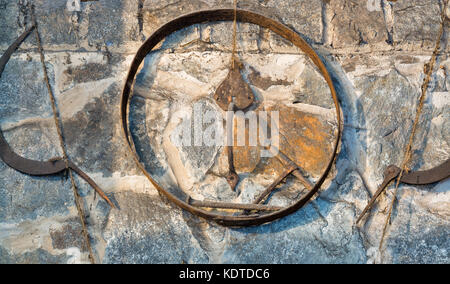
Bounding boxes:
330 0 388 48
102 191 209 264
142 0 323 44
85 0 141 46
393 0 443 46
0 0 22 46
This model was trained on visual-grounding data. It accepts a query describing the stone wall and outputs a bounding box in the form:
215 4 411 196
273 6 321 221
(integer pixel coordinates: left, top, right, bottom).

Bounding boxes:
0 0 448 264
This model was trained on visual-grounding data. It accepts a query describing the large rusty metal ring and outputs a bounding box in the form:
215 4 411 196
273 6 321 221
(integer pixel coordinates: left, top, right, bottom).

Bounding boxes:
120 9 342 226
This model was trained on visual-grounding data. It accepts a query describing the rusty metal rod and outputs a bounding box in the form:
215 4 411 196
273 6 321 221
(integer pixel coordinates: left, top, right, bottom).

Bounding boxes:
269 147 314 191
226 101 239 191
253 166 296 205
189 199 283 211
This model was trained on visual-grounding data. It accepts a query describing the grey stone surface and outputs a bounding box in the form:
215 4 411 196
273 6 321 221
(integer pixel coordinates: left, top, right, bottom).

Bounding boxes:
0 0 140 49
142 0 323 43
85 0 141 46
386 199 449 264
178 100 222 183
63 82 140 177
49 218 86 251
33 0 78 46
0 246 68 264
129 95 170 178
0 57 55 120
0 167 73 223
355 70 423 177
220 200 366 264
0 56 72 224
103 191 209 264
338 53 450 264
393 0 444 47
293 62 334 109
0 0 78 47
0 0 22 45
329 0 388 48
0 0 448 264
257 0 323 44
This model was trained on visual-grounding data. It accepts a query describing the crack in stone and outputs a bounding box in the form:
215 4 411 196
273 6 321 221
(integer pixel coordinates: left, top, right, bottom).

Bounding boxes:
137 0 144 35
381 0 395 45
321 0 332 46
144 0 182 13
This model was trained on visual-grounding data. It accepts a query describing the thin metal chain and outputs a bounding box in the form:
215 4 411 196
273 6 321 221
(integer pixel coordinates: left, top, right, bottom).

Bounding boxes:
378 0 448 254
30 5 95 264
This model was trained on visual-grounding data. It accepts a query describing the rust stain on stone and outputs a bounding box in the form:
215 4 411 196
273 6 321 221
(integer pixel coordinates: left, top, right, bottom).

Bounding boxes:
248 67 291 90
232 104 335 178
64 63 112 85
275 105 335 176
49 221 86 252
231 113 261 173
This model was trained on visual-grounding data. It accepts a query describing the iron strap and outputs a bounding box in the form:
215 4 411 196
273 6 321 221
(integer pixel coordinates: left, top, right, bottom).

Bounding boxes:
120 9 343 226
400 159 450 185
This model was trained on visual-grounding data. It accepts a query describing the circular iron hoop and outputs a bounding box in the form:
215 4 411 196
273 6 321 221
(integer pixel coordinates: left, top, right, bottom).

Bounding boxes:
120 9 342 226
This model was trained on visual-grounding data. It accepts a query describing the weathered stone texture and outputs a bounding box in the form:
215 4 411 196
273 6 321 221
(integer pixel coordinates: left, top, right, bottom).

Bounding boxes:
142 0 323 43
103 191 209 264
393 0 444 47
0 0 22 45
0 0 141 49
330 0 388 48
0 0 448 264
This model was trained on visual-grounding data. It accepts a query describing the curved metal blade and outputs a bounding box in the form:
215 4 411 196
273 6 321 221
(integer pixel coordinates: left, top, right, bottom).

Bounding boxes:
0 26 114 208
357 159 450 224
401 159 450 185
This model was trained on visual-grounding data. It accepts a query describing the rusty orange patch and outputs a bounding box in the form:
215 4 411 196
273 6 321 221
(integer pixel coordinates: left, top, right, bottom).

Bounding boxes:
232 104 336 178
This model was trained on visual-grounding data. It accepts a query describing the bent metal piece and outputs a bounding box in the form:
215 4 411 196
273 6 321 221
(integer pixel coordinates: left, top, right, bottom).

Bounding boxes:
357 159 450 224
0 26 114 208
121 9 342 226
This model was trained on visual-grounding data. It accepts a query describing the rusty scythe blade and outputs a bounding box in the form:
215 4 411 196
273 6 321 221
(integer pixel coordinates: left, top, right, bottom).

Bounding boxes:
357 159 450 224
0 26 114 208
120 9 343 227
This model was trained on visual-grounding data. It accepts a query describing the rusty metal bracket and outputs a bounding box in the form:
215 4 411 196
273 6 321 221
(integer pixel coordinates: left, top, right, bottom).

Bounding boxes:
357 159 450 224
0 25 114 208
120 9 342 226
214 58 255 111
